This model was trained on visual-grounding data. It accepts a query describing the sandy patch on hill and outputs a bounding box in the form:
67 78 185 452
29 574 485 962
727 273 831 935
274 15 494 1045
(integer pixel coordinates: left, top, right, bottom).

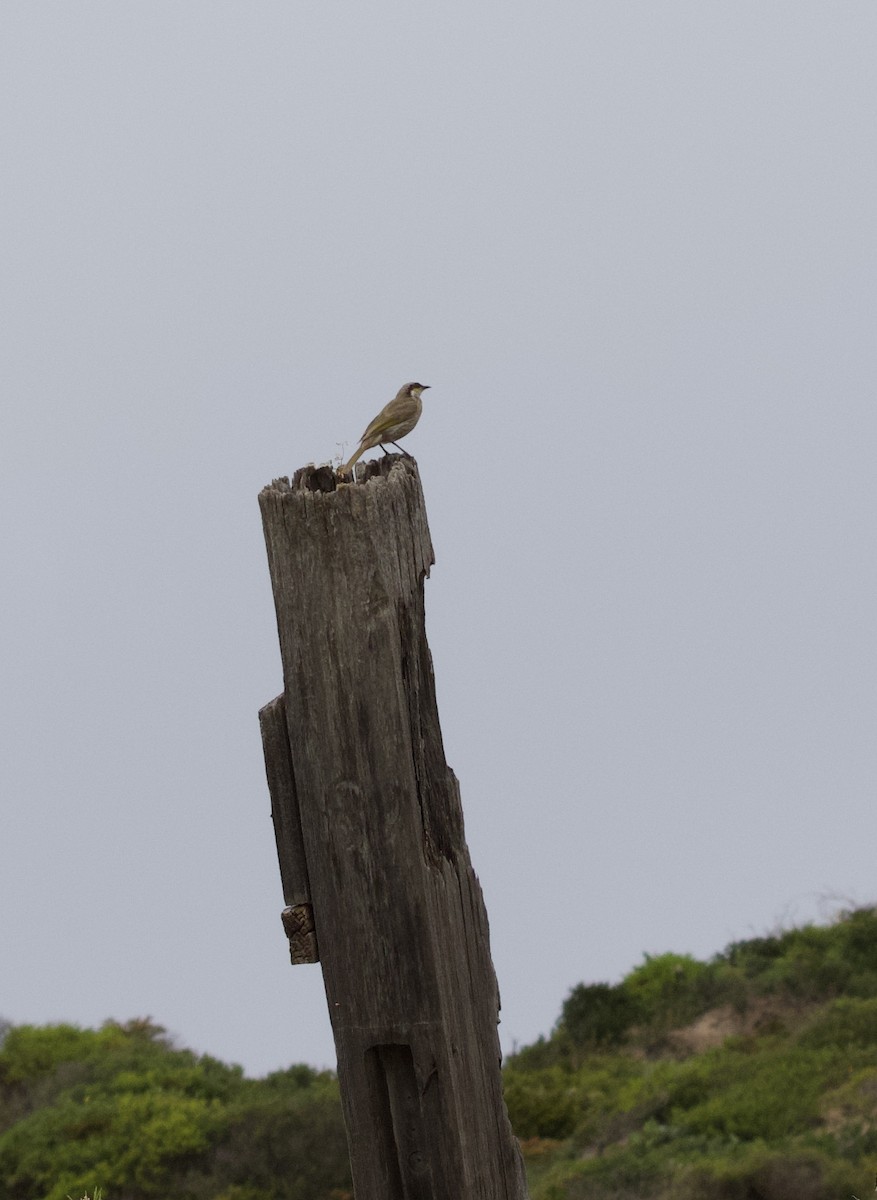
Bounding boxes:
662 996 815 1055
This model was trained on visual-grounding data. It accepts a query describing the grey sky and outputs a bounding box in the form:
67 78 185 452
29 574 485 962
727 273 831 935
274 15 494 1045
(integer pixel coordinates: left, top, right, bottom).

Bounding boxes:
2 4 875 1075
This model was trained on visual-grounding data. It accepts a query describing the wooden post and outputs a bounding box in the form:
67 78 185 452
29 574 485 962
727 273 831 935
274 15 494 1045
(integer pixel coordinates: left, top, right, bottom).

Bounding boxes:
258 456 529 1200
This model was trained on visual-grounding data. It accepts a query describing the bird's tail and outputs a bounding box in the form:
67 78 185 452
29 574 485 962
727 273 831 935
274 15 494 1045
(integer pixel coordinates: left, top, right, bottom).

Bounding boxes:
340 443 365 475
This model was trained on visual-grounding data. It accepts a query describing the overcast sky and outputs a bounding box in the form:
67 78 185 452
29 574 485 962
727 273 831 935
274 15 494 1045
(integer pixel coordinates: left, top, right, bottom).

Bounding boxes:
2 4 876 1076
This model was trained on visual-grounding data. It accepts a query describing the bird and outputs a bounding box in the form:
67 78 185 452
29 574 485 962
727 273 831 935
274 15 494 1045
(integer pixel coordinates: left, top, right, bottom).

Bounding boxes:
340 382 429 475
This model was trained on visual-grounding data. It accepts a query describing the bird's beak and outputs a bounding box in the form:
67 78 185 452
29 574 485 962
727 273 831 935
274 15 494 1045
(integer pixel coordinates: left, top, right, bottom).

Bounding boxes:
422 385 430 390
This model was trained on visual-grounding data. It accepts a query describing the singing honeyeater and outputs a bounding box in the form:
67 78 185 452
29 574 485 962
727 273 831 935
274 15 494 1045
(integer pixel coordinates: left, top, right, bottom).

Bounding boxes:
340 382 429 474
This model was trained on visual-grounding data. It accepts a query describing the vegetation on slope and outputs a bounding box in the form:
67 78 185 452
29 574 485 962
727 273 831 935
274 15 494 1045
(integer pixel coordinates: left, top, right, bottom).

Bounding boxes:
1 906 876 1199
0 1020 351 1200
505 905 877 1199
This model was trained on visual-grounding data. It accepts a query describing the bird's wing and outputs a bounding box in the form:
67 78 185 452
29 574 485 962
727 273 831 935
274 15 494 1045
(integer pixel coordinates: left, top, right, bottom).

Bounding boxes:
360 397 412 442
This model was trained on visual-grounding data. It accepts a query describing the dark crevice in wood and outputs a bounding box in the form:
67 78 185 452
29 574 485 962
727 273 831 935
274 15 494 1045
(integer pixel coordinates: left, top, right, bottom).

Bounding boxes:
364 1043 438 1199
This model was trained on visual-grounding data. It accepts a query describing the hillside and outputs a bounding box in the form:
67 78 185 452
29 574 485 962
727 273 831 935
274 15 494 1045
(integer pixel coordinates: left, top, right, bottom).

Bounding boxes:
1 907 876 1200
506 905 877 1199
0 1023 351 1200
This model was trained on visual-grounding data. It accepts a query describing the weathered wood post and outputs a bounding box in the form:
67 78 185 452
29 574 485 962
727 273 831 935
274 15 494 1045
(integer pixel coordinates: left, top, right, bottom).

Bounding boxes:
258 455 529 1200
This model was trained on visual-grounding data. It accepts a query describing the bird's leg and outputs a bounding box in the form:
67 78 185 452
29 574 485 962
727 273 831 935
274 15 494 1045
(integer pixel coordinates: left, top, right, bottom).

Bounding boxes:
389 441 414 459
379 444 391 457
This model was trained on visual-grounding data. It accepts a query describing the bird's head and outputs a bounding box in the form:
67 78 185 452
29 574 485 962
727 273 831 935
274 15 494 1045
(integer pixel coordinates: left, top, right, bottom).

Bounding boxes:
400 382 429 399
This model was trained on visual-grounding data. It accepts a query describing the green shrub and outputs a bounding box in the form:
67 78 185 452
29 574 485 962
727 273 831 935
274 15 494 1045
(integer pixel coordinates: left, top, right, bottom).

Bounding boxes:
202 1091 351 1200
506 1035 564 1071
0 1025 112 1087
797 998 877 1051
622 952 719 1031
676 1145 859 1200
503 1067 579 1139
0 1022 350 1200
0 1089 221 1200
677 1045 848 1141
716 908 877 1004
558 983 640 1048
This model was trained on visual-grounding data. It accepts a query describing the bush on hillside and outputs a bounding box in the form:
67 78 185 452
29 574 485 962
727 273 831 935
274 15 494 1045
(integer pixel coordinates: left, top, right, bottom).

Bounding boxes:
558 983 640 1048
